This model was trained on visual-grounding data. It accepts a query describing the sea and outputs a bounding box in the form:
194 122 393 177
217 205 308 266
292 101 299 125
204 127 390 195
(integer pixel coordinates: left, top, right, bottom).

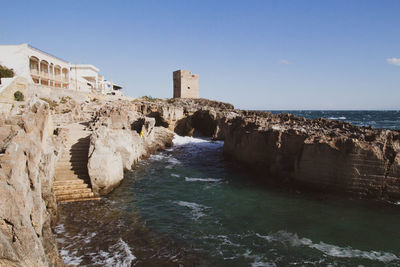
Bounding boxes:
56 111 400 266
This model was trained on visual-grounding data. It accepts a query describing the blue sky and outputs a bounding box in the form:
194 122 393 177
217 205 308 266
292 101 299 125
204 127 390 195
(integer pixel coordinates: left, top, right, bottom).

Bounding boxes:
1 0 400 109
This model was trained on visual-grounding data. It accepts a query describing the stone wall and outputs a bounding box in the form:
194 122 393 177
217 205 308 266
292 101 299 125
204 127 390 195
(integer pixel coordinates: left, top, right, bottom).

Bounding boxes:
0 76 28 103
173 70 199 98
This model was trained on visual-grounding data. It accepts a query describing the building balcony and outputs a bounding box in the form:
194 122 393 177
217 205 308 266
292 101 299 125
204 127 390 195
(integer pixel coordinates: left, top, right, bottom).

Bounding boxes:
40 72 49 78
30 69 39 76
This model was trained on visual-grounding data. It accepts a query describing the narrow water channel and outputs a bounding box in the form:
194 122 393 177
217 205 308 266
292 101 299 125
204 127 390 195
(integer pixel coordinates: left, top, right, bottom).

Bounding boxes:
56 135 400 266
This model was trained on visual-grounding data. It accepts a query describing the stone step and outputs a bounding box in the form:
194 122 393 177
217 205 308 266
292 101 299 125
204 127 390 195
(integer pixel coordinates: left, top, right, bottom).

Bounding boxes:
65 143 90 148
55 169 88 176
57 159 87 163
56 191 95 201
55 167 88 172
61 153 89 160
55 167 89 173
55 171 89 177
54 187 93 195
58 197 100 203
54 179 85 186
55 174 90 181
57 159 89 163
53 126 96 203
67 142 90 146
53 183 89 191
56 164 88 170
68 145 90 148
55 173 89 180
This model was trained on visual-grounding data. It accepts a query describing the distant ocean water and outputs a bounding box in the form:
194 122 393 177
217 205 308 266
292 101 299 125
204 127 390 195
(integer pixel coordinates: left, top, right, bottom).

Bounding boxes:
268 110 400 130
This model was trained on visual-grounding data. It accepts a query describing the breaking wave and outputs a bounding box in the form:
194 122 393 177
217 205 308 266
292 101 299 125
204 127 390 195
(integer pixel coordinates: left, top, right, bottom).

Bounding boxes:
328 116 347 120
256 230 399 263
172 135 212 146
173 200 210 220
91 238 136 267
185 177 222 182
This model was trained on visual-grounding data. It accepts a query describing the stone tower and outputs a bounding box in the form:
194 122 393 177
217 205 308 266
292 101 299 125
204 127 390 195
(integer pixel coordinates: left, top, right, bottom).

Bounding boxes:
173 70 199 98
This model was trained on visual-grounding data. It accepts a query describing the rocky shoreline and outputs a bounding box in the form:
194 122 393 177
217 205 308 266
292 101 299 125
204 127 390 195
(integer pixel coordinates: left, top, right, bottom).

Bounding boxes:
0 96 399 266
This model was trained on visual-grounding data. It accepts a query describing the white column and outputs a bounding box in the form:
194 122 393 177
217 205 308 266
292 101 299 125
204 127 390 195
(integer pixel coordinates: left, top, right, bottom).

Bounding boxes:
38 60 41 84
47 64 50 86
52 65 55 86
67 70 70 89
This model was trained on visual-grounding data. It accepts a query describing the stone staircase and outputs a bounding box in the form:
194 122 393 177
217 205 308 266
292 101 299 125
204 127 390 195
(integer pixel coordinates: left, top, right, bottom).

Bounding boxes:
54 123 99 202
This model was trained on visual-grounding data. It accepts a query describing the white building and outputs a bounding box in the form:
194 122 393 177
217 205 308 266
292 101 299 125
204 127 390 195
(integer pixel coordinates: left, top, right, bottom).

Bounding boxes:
0 43 123 95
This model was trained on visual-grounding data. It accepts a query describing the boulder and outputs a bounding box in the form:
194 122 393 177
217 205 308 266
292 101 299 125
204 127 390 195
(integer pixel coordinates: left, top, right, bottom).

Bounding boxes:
88 107 173 196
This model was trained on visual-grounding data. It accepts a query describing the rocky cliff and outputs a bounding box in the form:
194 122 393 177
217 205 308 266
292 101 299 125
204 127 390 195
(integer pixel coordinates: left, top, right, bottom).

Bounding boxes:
87 101 174 196
0 99 63 266
130 98 400 201
221 111 400 199
1 95 399 266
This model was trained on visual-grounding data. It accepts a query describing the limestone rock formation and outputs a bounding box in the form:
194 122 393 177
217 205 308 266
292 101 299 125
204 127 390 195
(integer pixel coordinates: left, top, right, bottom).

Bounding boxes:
1 93 399 266
87 103 174 196
0 98 63 266
136 99 400 200
221 111 400 200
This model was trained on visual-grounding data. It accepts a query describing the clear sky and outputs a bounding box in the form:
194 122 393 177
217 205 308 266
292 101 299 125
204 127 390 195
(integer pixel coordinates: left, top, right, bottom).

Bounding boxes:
1 0 399 109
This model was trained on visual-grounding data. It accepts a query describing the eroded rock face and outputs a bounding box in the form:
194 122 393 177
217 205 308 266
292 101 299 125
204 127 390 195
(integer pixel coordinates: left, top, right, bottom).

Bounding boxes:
95 98 400 200
0 98 63 266
222 111 400 200
88 104 174 196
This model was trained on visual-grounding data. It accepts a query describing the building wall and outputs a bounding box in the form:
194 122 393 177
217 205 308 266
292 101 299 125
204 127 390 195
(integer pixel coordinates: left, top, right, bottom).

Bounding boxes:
0 44 123 95
0 44 71 88
173 70 199 98
0 45 30 80
0 76 28 103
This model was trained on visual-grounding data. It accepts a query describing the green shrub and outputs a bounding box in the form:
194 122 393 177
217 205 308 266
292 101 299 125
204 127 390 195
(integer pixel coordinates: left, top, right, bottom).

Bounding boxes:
60 96 71 104
40 98 58 110
142 95 158 102
14 91 24 101
0 65 14 79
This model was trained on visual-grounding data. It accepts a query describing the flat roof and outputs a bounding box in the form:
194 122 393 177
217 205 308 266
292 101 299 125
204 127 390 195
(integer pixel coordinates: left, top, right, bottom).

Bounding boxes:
71 64 100 72
27 44 69 63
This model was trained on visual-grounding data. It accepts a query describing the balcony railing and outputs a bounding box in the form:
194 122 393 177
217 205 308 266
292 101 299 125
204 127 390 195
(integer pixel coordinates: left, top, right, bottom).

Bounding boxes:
30 69 39 76
40 72 49 78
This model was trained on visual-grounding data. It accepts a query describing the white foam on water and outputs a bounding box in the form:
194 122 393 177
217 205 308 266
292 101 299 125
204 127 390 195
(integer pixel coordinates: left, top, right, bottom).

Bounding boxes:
167 157 181 165
203 234 241 248
174 200 210 220
54 224 65 235
328 116 346 120
150 154 168 161
256 230 399 263
171 173 181 177
91 238 136 267
172 135 212 146
60 249 83 266
185 177 221 182
242 249 277 267
251 261 277 267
